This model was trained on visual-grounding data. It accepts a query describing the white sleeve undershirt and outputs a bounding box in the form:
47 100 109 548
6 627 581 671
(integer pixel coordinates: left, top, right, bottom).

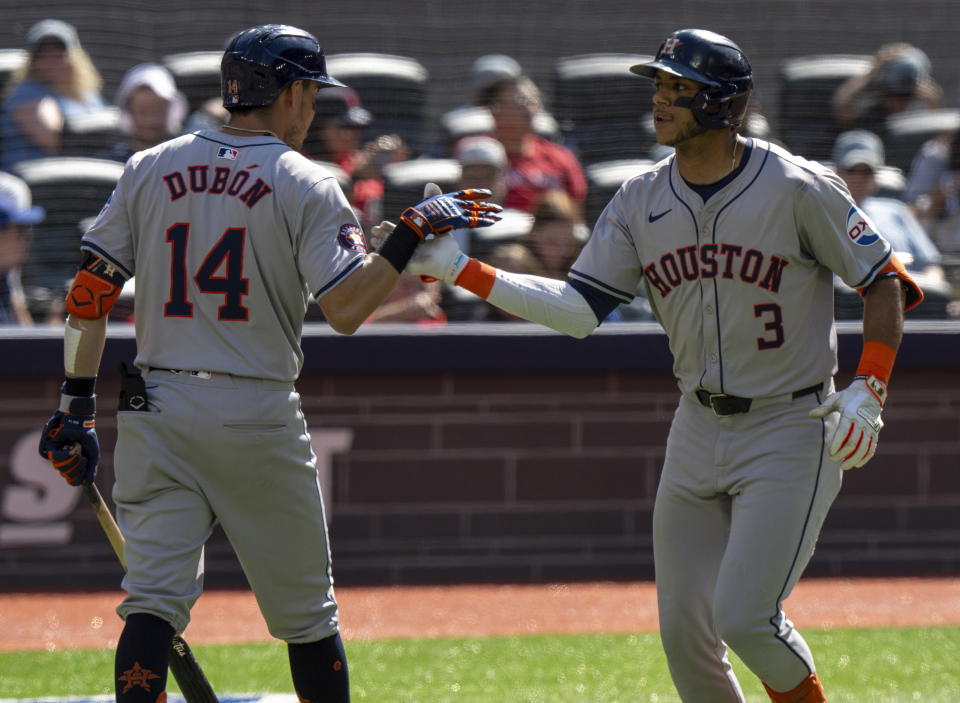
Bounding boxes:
484 270 600 339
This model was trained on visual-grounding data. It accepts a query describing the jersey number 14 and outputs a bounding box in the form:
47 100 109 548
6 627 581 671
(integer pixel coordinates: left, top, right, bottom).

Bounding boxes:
164 223 250 321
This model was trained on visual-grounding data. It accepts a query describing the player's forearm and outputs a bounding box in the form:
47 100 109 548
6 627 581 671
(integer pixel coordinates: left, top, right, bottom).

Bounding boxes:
318 255 400 334
861 277 904 351
458 261 600 338
855 277 905 387
64 314 108 379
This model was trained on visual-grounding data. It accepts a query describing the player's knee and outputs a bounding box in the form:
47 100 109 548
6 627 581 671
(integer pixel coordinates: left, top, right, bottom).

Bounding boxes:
288 632 349 703
714 610 763 652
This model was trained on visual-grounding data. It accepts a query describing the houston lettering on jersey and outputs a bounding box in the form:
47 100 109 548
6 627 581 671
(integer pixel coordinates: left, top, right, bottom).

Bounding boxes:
162 165 273 209
644 243 789 298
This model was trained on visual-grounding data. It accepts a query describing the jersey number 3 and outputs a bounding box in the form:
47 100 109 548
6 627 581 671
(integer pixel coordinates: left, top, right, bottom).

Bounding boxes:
164 223 249 321
754 303 784 350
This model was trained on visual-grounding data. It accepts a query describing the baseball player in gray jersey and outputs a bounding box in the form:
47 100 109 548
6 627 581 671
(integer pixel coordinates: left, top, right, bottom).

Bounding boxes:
403 29 922 703
37 24 499 703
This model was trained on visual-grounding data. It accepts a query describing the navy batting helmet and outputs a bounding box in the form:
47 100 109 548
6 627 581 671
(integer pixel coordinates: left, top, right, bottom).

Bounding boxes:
221 24 345 108
631 29 753 130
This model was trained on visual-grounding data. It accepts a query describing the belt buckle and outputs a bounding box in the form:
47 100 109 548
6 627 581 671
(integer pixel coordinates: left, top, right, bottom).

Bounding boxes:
708 393 732 417
169 369 212 379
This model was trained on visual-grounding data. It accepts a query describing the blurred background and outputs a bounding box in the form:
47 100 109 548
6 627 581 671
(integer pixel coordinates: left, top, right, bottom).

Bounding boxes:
0 1 958 590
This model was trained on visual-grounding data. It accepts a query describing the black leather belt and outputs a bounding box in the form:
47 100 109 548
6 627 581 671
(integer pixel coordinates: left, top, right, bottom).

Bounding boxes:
695 383 822 417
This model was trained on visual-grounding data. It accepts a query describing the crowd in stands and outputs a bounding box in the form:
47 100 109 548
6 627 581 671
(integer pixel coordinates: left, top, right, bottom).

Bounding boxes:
1 19 959 326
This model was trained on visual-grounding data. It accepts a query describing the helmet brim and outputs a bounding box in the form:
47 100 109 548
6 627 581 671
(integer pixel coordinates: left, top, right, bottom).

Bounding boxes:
629 59 718 88
310 75 348 89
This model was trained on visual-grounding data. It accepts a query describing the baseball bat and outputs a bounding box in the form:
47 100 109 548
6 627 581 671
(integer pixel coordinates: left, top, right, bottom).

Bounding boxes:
82 482 220 703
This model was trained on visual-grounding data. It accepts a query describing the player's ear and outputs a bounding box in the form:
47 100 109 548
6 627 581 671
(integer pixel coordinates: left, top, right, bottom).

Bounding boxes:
281 80 303 109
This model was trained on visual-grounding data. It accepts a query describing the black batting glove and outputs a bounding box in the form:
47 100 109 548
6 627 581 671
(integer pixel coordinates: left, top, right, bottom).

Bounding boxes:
39 388 99 486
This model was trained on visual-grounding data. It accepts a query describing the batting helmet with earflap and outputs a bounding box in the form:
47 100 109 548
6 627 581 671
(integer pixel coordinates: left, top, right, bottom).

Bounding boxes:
221 24 345 109
630 29 753 130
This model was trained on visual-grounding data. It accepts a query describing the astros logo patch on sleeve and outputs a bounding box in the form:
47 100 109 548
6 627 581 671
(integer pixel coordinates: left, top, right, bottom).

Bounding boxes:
846 206 880 246
337 223 367 253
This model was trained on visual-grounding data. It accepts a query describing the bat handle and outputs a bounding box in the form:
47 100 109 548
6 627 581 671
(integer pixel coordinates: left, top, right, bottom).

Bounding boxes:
81 482 127 570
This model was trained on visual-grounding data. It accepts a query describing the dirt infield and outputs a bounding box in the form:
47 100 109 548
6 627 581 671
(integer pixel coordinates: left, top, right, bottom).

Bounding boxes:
2 577 959 652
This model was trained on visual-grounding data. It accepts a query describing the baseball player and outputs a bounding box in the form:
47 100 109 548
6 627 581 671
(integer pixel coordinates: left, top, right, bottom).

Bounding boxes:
37 24 499 703
403 29 922 703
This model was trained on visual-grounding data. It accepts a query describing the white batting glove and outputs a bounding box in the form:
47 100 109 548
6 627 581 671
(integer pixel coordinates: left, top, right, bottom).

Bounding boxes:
809 376 887 470
405 234 469 282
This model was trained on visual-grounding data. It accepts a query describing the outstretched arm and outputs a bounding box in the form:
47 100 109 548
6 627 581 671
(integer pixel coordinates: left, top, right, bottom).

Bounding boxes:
406 232 603 338
319 186 501 334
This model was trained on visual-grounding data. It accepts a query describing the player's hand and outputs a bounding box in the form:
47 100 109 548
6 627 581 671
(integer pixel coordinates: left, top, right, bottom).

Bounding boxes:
405 233 469 283
38 395 99 486
809 376 886 470
399 182 501 240
367 219 396 250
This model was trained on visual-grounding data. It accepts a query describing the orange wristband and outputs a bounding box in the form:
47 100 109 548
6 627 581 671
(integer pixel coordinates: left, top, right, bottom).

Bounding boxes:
856 340 896 383
454 258 497 299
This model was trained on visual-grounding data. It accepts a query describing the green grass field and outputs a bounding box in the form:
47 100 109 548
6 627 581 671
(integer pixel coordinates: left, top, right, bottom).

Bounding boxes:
2 627 958 702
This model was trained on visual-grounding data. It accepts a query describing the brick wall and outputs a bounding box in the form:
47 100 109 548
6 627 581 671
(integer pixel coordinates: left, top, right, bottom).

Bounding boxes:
301 365 960 585
1 324 958 589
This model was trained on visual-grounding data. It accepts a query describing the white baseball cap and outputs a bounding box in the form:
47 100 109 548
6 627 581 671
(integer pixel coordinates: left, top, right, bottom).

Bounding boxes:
115 63 188 135
455 135 507 169
472 54 522 94
832 130 885 171
0 172 45 226
26 19 80 51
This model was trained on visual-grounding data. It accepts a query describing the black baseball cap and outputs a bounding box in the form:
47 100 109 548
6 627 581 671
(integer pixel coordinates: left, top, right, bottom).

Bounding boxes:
314 87 373 127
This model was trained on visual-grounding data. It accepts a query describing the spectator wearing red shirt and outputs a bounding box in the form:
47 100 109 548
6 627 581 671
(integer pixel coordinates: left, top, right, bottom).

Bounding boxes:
476 76 587 214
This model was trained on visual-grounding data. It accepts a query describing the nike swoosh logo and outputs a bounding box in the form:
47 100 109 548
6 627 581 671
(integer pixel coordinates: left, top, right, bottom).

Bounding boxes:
648 209 672 223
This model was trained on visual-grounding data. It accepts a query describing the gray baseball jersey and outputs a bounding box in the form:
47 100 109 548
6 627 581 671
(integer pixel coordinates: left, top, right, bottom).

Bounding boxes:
82 129 366 643
570 138 891 398
569 138 890 700
82 129 366 382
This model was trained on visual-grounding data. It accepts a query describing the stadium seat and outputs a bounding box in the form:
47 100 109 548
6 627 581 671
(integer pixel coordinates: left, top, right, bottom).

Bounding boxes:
60 107 122 158
437 105 562 157
0 49 27 159
553 53 656 165
161 50 223 115
324 53 429 155
12 157 124 293
380 158 461 223
777 54 872 162
468 207 535 261
0 48 25 93
584 158 656 228
883 108 960 173
437 106 495 156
